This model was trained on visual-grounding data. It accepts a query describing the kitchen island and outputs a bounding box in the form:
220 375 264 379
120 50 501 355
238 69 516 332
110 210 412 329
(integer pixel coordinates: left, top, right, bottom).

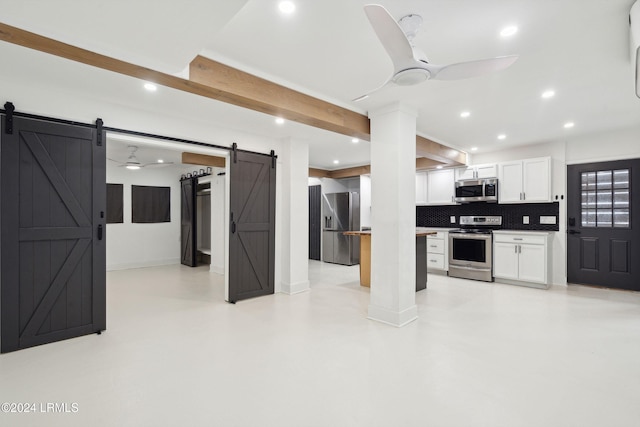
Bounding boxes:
343 228 436 291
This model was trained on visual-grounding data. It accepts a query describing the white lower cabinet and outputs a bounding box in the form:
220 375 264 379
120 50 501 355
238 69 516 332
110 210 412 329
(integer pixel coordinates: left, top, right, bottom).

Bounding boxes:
493 231 551 288
426 231 448 272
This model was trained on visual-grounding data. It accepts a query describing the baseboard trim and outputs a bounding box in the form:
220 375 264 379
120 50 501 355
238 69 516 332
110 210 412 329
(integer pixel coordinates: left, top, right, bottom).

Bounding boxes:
210 265 225 275
367 304 418 327
281 280 310 295
106 258 180 271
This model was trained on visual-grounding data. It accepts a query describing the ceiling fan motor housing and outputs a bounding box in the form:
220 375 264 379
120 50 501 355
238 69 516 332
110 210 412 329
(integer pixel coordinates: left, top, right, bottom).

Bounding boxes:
393 68 431 85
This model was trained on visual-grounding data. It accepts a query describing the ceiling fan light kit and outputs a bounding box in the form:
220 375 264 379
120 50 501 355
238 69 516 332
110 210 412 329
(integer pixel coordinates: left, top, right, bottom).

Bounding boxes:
355 4 519 100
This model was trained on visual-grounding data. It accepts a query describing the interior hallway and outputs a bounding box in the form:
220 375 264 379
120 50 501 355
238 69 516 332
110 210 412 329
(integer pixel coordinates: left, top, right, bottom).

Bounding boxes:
0 262 639 427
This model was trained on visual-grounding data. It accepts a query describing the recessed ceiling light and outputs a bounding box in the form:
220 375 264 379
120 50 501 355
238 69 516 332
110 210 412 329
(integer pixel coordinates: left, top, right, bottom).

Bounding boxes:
500 26 518 37
436 165 443 169
471 147 478 151
275 117 285 125
157 159 164 163
278 1 295 14
564 122 575 129
497 134 506 140
144 82 157 92
541 90 555 99
460 111 470 118
351 138 359 143
333 160 340 165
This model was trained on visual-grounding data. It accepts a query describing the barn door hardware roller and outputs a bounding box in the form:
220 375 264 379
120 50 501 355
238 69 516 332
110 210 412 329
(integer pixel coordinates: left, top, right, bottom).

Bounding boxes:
4 101 14 134
96 118 103 146
231 142 237 163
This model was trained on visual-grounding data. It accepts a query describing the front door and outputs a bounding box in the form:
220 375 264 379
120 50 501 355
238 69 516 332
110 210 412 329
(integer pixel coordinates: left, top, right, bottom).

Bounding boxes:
1 116 106 353
567 159 640 291
228 150 276 303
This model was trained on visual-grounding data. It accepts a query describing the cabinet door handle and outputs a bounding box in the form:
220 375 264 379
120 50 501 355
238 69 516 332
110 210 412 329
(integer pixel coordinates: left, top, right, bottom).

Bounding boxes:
518 245 521 254
514 245 518 253
522 192 526 200
513 238 523 241
429 245 438 248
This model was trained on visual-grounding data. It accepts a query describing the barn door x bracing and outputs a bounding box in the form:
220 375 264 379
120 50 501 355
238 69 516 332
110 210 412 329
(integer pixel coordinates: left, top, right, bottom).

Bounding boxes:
228 149 276 303
1 115 106 353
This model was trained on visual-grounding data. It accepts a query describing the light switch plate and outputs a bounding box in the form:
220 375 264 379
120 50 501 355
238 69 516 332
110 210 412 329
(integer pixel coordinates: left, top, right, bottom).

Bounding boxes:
523 216 530 224
540 216 557 225
450 216 456 224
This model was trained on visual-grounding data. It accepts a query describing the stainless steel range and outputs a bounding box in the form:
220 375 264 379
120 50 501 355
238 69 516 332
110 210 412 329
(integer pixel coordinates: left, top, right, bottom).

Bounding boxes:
448 215 502 282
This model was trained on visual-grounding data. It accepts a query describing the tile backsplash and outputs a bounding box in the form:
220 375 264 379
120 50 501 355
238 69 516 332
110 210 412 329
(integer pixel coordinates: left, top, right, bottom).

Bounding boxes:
416 202 560 231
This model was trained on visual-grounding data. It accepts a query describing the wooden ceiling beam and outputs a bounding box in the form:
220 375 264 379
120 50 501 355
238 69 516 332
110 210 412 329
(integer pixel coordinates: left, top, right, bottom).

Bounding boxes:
189 56 370 141
312 158 452 178
416 136 467 165
182 152 225 168
415 158 443 170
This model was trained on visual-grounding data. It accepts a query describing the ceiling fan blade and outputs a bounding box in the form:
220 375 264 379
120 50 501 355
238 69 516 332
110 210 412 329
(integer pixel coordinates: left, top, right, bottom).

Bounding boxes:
143 162 174 168
429 55 518 81
364 4 416 71
352 75 393 102
107 157 125 165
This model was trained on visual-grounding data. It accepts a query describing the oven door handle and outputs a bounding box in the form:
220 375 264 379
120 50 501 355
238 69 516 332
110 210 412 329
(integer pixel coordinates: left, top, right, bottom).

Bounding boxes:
450 234 492 241
449 264 492 272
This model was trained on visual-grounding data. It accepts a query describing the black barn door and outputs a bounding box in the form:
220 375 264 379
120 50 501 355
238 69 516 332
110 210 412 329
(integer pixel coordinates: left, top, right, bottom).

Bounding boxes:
180 177 197 267
228 150 276 303
567 159 640 291
1 116 106 353
309 185 321 260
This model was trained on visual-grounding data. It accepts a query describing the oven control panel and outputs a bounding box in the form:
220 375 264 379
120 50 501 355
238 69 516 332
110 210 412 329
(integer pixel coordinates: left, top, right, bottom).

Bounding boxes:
459 215 502 226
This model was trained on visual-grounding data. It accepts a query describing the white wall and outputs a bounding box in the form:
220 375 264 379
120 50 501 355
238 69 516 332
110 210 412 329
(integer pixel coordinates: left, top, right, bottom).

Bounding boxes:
209 173 226 275
565 126 640 164
106 162 183 270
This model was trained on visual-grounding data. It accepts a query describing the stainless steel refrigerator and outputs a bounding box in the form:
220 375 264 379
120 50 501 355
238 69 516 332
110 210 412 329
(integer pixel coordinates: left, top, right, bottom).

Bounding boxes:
322 192 360 265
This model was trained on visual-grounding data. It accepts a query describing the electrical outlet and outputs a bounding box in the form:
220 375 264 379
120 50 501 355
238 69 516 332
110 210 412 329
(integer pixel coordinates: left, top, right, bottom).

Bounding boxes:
523 216 530 224
450 216 456 223
540 216 557 225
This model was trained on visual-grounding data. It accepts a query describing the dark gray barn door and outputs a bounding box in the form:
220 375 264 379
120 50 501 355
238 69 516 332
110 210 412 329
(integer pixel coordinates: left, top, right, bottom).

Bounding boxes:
180 177 197 267
1 116 106 353
308 185 321 260
567 159 640 291
228 150 276 302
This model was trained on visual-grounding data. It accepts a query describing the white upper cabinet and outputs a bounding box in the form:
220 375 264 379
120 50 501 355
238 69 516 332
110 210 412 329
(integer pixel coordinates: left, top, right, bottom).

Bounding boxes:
415 171 428 204
455 166 475 180
427 168 456 205
498 157 551 203
522 157 551 202
475 163 498 179
455 163 497 180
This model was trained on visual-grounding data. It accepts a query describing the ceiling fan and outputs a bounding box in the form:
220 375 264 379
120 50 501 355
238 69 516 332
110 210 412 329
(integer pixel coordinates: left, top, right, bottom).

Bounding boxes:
108 146 173 170
354 4 519 101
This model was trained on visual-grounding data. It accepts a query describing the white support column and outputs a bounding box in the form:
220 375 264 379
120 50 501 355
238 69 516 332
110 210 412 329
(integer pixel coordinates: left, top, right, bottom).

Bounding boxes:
278 137 310 294
368 103 418 327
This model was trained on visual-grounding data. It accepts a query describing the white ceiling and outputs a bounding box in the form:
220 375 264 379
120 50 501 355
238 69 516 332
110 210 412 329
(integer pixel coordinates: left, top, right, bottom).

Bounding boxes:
1 0 639 169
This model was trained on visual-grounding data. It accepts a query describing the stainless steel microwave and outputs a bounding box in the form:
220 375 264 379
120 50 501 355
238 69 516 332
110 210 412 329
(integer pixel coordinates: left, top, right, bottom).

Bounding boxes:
454 178 498 203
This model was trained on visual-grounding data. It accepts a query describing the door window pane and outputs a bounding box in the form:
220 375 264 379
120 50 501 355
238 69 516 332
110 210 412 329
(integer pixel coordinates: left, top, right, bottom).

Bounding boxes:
581 169 630 228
